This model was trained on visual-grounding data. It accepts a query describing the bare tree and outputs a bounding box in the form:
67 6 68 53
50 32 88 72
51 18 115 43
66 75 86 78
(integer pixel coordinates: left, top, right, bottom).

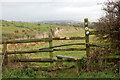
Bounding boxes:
95 0 120 50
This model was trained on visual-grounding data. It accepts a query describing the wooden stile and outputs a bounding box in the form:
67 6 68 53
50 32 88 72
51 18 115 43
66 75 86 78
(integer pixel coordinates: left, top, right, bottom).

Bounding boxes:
56 55 83 74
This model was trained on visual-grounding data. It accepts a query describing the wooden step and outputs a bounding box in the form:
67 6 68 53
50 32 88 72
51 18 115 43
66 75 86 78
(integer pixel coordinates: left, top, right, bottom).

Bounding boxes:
56 55 83 61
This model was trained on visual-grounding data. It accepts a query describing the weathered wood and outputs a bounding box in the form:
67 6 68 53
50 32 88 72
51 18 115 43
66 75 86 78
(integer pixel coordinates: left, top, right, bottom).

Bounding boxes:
49 28 53 59
118 61 120 76
89 31 99 35
14 58 78 62
3 38 51 44
57 57 63 67
89 30 119 35
54 48 86 51
4 48 86 55
84 18 90 57
30 65 75 71
99 57 103 66
53 37 85 40
56 55 81 60
100 55 120 63
2 40 8 65
84 18 90 72
1 37 85 44
6 49 53 54
100 55 120 70
15 58 54 62
76 60 81 75
100 55 120 59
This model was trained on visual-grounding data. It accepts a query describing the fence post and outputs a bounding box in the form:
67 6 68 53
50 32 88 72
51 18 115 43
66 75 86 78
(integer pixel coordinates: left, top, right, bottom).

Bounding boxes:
118 61 120 76
76 60 81 75
49 26 53 65
2 40 8 65
105 50 108 68
84 18 90 72
84 18 90 57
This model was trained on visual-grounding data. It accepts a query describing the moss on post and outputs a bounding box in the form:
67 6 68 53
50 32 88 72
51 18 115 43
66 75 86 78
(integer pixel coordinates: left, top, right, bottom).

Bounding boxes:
49 26 53 66
84 18 90 72
84 18 90 57
3 40 8 65
49 26 53 59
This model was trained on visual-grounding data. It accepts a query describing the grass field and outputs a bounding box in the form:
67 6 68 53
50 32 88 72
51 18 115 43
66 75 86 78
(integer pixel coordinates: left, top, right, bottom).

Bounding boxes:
2 21 75 40
7 28 87 66
2 21 119 78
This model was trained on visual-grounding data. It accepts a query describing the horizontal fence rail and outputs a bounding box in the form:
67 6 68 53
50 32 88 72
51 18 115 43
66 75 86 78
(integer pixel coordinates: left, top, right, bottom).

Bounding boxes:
89 31 99 35
89 31 119 35
1 43 108 55
53 37 85 40
3 48 86 55
1 38 51 44
1 37 85 44
14 58 81 62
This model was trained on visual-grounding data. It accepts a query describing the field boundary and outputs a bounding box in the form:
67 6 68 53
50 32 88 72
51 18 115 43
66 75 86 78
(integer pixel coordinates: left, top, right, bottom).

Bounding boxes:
2 18 119 73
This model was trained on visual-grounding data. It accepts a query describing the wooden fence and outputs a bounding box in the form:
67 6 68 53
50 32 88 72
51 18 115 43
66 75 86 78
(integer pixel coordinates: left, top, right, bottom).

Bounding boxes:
2 36 87 65
2 18 119 73
0 18 100 70
0 18 88 73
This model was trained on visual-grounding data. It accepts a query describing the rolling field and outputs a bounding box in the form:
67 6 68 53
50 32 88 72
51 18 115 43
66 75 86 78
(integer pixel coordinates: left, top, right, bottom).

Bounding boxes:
2 21 74 40
2 21 117 78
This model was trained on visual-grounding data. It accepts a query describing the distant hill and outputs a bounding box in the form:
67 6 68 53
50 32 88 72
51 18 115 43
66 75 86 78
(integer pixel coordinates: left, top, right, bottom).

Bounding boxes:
40 20 82 24
1 20 82 24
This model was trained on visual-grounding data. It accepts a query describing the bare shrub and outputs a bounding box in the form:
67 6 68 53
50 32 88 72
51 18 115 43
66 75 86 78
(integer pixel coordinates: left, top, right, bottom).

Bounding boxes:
94 0 120 51
86 48 108 72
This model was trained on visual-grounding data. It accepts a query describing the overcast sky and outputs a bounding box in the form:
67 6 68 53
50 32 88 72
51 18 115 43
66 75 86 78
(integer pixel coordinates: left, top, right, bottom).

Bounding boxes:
0 0 106 22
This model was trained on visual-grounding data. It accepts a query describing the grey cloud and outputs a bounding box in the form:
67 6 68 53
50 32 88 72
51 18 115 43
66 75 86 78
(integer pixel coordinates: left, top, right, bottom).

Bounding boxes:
1 1 105 22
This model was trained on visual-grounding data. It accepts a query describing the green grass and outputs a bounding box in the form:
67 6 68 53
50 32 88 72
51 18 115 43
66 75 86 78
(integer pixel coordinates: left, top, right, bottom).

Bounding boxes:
3 67 44 78
3 67 117 78
6 28 87 67
2 20 74 39
6 28 98 68
2 21 119 78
